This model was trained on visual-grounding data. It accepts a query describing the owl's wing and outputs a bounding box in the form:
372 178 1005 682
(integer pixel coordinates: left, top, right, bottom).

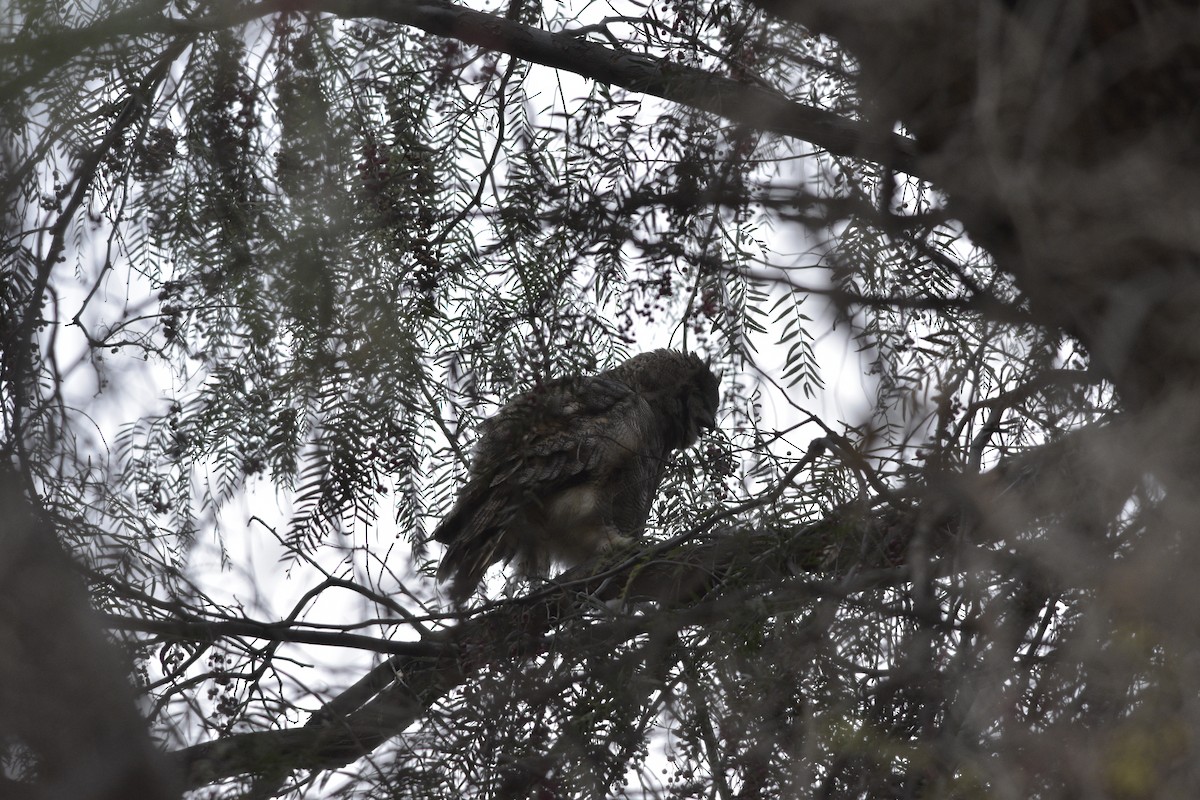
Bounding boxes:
432 374 637 602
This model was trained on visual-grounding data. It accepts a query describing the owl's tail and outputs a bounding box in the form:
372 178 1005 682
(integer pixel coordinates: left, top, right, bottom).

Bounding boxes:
432 486 510 604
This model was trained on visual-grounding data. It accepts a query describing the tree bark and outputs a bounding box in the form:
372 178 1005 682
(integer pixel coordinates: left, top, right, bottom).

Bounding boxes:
0 476 181 800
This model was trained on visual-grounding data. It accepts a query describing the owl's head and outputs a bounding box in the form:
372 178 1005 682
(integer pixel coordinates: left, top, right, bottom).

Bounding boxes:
607 349 720 448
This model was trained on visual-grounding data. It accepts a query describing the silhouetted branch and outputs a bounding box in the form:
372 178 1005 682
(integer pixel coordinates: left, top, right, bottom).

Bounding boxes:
173 420 1139 789
103 613 444 657
7 0 918 174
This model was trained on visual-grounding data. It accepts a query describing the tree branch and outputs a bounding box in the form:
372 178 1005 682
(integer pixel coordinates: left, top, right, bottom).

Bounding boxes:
170 414 1153 790
314 0 916 169
9 0 918 174
103 613 444 657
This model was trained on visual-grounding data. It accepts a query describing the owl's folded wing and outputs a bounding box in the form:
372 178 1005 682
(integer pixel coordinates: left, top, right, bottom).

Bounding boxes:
432 375 641 602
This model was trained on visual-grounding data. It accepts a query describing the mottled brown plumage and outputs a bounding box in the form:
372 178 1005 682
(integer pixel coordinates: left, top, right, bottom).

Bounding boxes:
433 350 720 603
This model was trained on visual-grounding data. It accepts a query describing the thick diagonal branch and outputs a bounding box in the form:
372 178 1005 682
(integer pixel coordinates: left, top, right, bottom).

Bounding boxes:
10 0 917 174
175 420 1142 789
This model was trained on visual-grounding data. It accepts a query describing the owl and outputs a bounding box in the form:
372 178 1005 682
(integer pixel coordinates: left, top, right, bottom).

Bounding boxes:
433 349 720 603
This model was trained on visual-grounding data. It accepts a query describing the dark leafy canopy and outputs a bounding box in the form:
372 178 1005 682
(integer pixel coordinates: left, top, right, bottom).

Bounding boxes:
2 0 1199 798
